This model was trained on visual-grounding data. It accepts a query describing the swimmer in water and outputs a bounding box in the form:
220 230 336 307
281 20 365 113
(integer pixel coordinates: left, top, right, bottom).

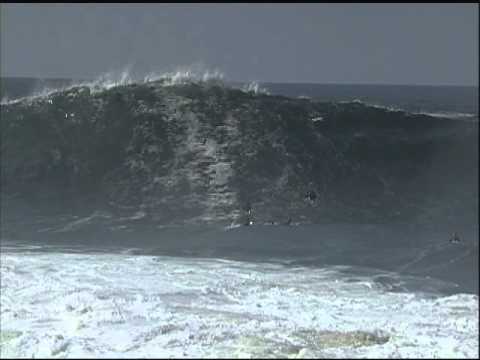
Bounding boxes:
243 202 253 226
305 190 317 204
244 216 253 226
449 232 461 244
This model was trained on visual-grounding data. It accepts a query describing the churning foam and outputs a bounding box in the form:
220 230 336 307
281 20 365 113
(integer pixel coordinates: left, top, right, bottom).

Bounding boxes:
1 251 478 358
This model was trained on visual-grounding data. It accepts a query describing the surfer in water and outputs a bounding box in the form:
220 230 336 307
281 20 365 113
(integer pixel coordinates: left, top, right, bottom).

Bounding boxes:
243 202 254 226
305 190 317 203
449 232 461 244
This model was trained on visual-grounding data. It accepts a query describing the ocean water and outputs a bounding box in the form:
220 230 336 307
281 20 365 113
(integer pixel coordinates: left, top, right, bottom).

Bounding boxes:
263 83 478 120
0 73 478 358
2 77 478 120
1 251 478 358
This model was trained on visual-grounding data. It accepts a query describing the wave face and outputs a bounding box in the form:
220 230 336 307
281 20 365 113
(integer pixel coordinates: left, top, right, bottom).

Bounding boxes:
1 78 478 227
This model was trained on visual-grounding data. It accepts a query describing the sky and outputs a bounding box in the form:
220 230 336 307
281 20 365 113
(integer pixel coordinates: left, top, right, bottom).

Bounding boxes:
1 3 478 86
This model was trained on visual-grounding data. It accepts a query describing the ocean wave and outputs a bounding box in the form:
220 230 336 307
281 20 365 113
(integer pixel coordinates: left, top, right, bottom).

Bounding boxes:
2 75 476 124
0 67 230 105
413 111 478 120
1 76 478 226
337 99 478 121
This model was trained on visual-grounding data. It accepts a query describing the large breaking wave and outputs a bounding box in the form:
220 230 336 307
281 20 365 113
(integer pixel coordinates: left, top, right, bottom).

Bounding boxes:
1 72 478 358
1 72 478 229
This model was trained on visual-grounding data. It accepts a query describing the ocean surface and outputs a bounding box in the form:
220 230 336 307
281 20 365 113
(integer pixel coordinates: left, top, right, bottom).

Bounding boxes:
1 74 478 358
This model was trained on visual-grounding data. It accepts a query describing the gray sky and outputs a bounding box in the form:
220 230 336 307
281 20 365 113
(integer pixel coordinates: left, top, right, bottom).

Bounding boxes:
1 3 478 85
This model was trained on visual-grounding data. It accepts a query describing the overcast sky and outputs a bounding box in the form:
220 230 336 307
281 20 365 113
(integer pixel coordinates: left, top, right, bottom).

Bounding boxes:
1 3 478 85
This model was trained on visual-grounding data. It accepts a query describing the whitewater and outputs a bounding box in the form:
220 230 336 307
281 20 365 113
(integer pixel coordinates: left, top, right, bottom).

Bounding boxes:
1 248 478 359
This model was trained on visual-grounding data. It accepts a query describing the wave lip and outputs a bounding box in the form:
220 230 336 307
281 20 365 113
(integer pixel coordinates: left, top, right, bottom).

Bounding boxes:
337 99 478 121
413 111 478 120
0 68 228 104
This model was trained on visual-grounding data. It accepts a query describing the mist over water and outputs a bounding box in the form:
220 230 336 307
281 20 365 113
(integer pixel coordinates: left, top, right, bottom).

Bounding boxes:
1 70 478 358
